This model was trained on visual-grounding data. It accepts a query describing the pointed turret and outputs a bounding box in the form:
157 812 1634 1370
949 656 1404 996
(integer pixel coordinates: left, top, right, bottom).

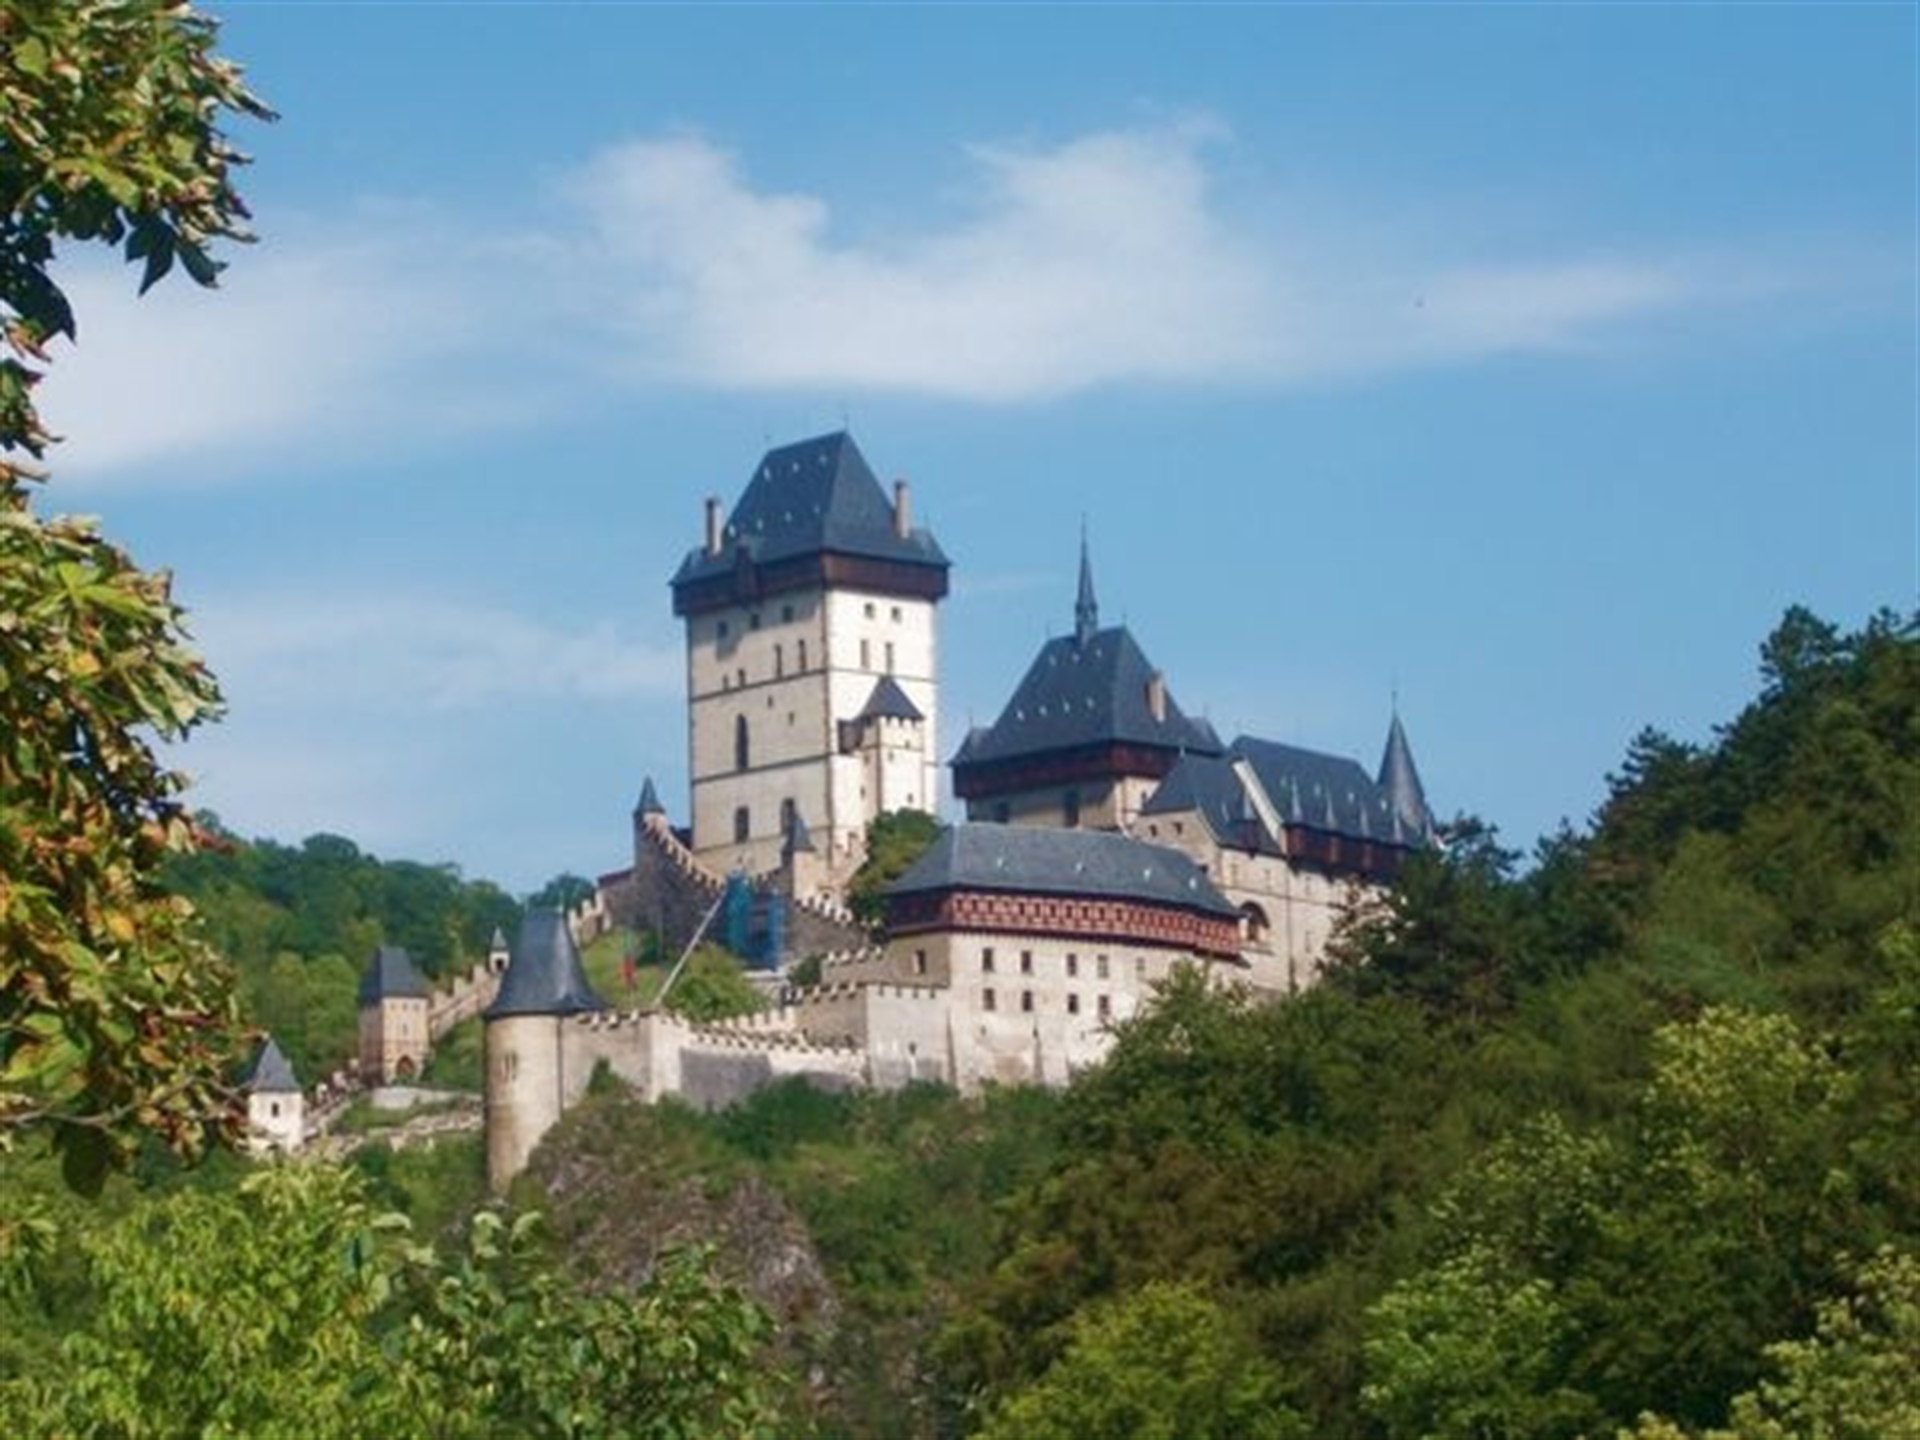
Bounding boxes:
783 807 817 856
1074 525 1099 645
1377 712 1433 841
485 910 606 1018
634 777 665 818
245 1035 301 1094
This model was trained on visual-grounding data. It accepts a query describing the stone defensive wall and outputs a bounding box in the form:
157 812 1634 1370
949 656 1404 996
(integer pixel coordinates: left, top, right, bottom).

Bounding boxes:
486 979 956 1187
597 811 866 962
426 960 504 1043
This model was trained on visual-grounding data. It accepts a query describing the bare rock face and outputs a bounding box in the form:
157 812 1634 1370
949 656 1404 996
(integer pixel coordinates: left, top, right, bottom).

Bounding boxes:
518 1089 841 1384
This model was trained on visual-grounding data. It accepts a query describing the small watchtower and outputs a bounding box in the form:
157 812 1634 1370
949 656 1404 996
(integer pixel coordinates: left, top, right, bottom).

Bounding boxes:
244 1035 304 1154
357 944 431 1084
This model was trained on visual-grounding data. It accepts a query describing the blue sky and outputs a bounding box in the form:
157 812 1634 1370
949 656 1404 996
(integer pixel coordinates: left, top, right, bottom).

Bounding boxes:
39 2 1918 891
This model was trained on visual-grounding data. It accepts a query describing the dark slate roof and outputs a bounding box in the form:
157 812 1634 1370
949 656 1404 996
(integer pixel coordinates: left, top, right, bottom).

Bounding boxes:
485 909 607 1019
634 776 665 817
670 432 947 591
952 626 1222 768
783 808 817 856
358 945 428 1005
245 1035 301 1094
1229 736 1419 844
1140 753 1283 856
886 823 1238 918
490 926 509 950
1377 714 1434 838
858 675 924 722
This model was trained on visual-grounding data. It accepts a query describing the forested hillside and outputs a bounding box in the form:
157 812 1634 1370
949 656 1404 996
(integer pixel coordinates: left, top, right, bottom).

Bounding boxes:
511 604 1920 1437
161 824 523 1082
3 605 1914 1438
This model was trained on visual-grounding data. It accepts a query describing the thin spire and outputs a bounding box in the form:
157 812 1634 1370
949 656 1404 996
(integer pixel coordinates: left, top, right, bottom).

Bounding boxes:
1075 520 1099 645
1378 711 1433 841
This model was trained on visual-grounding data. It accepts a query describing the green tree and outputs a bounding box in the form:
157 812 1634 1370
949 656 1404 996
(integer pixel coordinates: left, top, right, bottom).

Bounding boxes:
978 1282 1302 1440
663 945 765 1023
1 0 272 1187
530 872 596 912
846 809 942 927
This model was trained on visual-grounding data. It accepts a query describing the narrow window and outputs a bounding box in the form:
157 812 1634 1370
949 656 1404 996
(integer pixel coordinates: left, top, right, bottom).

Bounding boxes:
733 806 750 843
1020 991 1034 1013
781 603 795 623
1097 994 1111 1019
780 797 797 835
864 601 876 618
1020 950 1033 976
774 643 784 677
884 641 895 674
797 638 808 671
1066 954 1079 978
749 611 761 630
914 949 928 976
270 1101 281 1118
983 988 996 1012
735 715 750 771
860 638 871 669
1096 954 1110 980
891 605 902 622
737 667 746 687
717 619 730 639
1067 994 1080 1015
982 947 996 973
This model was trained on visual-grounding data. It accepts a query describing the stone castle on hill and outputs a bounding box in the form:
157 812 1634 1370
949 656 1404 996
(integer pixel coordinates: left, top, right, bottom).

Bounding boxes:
482 432 1440 1187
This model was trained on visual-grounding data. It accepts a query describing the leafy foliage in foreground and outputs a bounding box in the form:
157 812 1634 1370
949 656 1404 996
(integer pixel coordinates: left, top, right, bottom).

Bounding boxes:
0 1163 776 1439
1 0 271 1188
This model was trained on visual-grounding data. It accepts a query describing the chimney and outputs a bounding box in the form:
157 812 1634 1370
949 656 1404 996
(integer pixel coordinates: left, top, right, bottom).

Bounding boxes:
704 496 723 557
1146 671 1167 723
893 479 911 539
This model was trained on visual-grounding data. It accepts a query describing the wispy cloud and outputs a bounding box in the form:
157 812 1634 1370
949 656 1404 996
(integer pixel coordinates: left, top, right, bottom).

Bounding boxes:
190 592 682 711
41 120 1780 483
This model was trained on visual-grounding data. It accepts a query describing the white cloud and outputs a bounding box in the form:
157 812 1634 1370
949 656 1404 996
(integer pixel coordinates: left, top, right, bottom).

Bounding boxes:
189 592 682 711
37 121 1765 483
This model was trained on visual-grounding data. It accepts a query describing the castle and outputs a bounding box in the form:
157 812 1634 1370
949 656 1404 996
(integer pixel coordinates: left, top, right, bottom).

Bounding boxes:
481 431 1439 1188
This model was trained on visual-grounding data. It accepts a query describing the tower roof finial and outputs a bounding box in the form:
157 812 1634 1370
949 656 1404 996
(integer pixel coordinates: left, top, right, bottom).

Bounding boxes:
1075 519 1098 645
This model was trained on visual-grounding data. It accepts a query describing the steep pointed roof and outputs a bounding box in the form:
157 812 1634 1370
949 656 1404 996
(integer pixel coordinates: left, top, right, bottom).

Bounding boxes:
634 776 665 817
485 910 606 1019
1377 713 1433 839
1075 528 1099 645
358 945 428 1005
245 1035 301 1094
857 674 925 722
952 626 1221 771
670 433 948 595
489 925 509 951
1139 752 1283 856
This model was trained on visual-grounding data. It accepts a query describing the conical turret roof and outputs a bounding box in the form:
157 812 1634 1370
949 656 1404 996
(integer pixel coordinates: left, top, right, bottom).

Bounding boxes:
485 910 606 1019
245 1035 301 1094
634 776 665 817
1377 712 1433 840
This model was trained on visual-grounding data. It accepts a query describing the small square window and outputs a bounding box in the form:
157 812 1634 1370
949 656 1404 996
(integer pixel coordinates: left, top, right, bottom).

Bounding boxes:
1020 991 1034 1013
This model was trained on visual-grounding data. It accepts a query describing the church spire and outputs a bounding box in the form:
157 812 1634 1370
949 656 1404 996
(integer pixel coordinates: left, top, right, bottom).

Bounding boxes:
1075 522 1099 644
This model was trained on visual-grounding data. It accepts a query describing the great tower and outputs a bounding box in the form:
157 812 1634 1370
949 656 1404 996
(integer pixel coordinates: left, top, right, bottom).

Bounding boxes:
670 433 948 885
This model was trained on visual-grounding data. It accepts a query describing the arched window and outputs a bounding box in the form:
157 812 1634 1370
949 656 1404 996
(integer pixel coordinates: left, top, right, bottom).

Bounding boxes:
780 797 797 836
1240 902 1272 945
733 806 750 843
734 715 750 771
